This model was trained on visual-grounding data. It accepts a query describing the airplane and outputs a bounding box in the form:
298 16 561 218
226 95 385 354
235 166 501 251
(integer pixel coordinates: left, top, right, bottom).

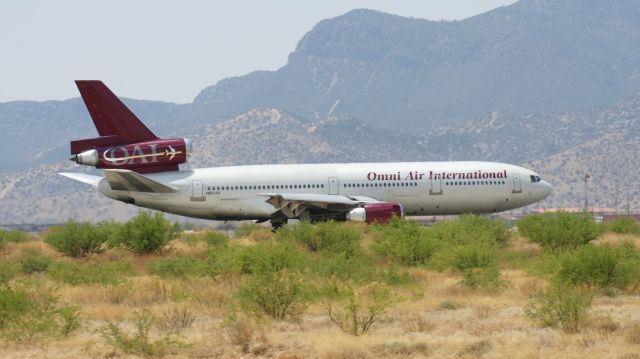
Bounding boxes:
61 81 552 229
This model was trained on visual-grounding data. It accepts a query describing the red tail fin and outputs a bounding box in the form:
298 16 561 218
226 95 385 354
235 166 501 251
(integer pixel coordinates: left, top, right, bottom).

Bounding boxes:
71 81 157 153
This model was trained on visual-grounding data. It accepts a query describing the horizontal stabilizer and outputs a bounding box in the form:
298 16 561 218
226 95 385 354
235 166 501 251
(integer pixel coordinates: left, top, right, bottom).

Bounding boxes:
58 172 103 187
103 169 177 193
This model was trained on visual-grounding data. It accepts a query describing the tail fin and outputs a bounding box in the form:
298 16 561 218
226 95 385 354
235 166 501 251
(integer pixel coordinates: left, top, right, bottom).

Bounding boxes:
71 81 157 154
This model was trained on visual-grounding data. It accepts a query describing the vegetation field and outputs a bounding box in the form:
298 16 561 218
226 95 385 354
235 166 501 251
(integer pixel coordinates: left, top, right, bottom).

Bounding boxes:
1 214 640 358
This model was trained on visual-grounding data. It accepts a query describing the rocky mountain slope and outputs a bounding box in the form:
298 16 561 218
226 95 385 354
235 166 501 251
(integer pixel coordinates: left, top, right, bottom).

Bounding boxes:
193 0 640 131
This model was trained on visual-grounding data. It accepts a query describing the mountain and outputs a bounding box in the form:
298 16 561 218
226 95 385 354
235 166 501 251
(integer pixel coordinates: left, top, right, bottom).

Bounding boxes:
193 0 640 131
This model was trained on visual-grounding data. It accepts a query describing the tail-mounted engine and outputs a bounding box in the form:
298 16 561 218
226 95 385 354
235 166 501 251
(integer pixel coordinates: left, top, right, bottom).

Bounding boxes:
346 203 404 224
70 137 192 173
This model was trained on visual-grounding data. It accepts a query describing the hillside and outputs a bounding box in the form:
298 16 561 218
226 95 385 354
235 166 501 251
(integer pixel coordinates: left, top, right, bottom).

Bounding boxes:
193 0 640 131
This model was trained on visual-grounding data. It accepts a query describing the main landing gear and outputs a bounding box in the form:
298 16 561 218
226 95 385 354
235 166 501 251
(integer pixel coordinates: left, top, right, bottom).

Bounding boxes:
271 218 288 232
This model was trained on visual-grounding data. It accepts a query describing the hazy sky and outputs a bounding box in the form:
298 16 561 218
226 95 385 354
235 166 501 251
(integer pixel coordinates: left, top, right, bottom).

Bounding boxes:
0 0 516 103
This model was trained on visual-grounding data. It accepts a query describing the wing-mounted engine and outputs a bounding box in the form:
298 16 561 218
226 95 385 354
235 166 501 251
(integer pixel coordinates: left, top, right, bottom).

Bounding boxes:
70 137 192 173
346 203 403 224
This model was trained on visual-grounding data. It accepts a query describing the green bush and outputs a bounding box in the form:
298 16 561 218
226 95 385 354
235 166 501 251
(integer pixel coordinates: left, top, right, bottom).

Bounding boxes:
201 230 229 247
312 251 377 283
437 243 506 289
280 221 362 258
234 269 309 320
373 217 439 266
323 282 398 336
431 215 510 247
115 212 180 254
557 243 640 290
45 220 112 257
47 260 134 285
0 262 18 287
606 217 640 234
0 283 80 340
526 283 592 334
19 249 53 273
0 228 28 244
518 212 603 252
0 287 31 328
148 257 209 278
234 223 269 239
205 240 307 279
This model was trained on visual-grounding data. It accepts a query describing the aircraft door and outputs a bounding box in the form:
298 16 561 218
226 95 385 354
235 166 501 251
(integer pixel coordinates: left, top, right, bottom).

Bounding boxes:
328 177 339 195
191 180 205 201
430 179 443 195
512 174 522 194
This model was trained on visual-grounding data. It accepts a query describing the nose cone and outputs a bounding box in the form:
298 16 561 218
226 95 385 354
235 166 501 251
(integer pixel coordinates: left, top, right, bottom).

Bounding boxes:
539 180 553 200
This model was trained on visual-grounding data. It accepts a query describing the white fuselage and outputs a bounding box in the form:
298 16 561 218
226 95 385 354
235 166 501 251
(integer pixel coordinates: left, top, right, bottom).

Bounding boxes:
97 161 552 221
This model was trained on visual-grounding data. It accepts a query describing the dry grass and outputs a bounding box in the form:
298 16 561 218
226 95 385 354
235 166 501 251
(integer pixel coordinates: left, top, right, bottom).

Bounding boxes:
1 233 640 358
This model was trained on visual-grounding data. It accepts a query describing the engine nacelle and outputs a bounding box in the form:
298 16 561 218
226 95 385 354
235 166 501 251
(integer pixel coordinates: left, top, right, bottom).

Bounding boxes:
346 203 403 224
71 137 192 172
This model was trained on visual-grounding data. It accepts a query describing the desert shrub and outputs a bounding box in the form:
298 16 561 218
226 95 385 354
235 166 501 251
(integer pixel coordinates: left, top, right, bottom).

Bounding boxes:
607 217 640 234
57 305 81 337
209 240 305 276
234 269 309 320
280 221 362 258
439 243 507 289
223 316 255 353
518 212 603 252
19 249 53 273
312 251 377 283
0 283 80 340
373 217 439 266
0 228 28 244
101 309 181 357
148 257 209 278
182 230 228 247
113 211 180 254
323 282 397 336
47 260 134 285
201 230 229 247
45 220 113 257
158 306 195 334
0 286 31 328
431 215 510 247
557 242 640 291
438 299 463 310
0 262 18 287
525 283 592 334
234 223 269 239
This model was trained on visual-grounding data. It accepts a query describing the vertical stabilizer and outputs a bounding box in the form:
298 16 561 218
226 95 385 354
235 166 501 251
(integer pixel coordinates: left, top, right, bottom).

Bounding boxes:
75 80 157 143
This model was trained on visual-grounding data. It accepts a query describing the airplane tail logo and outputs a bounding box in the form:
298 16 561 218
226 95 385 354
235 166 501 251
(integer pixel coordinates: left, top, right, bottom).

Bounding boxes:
70 81 191 174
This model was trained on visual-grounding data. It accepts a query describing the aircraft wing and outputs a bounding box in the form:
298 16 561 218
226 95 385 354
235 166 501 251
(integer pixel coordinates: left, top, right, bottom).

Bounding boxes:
259 193 380 218
103 169 177 193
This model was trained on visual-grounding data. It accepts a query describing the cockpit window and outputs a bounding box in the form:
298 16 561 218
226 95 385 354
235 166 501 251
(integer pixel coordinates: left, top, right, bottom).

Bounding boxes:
530 175 542 183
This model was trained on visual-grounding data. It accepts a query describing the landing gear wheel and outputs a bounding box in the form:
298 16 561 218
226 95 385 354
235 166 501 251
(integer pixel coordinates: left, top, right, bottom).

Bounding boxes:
271 219 287 232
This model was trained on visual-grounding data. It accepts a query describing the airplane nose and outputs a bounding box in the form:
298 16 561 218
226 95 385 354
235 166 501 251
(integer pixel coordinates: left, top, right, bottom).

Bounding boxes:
540 180 553 199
